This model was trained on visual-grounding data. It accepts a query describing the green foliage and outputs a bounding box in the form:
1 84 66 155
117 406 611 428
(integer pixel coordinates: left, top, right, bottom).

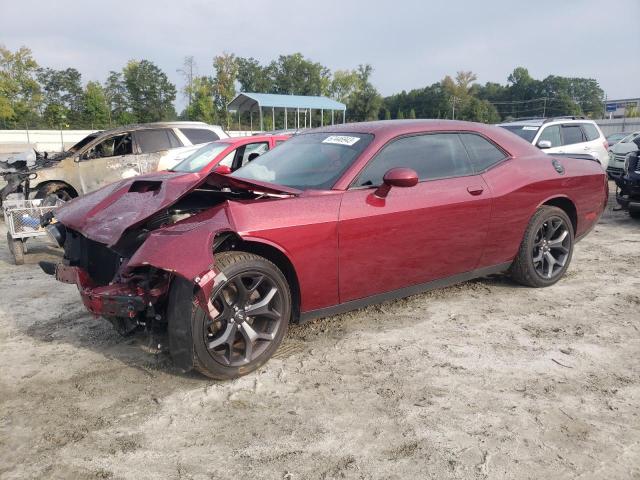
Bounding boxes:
122 59 177 123
0 45 42 128
212 53 238 129
408 108 416 119
81 81 110 128
384 109 391 120
236 57 274 93
182 76 217 124
269 53 331 96
37 67 84 127
397 109 404 119
345 65 382 122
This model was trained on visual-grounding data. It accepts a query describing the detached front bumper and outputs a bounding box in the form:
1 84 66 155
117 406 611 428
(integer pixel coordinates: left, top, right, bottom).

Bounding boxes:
43 263 155 318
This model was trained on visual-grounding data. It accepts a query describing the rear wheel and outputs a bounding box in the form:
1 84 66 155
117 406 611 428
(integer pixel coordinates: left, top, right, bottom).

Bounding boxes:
34 185 74 202
7 232 24 265
510 206 574 287
172 251 291 380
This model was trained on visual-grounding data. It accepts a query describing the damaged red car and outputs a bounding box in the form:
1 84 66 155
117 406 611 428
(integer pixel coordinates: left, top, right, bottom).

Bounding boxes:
40 120 608 379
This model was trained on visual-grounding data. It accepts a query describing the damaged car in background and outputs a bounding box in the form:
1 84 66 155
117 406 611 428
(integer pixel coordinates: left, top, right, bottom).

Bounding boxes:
39 120 608 379
0 122 227 203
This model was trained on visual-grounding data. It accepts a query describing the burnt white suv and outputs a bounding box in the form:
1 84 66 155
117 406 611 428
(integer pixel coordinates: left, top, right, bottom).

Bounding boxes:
0 122 227 201
498 117 609 168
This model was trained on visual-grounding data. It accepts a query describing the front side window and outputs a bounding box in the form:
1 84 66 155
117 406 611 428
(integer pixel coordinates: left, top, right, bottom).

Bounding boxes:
459 133 506 172
136 129 180 153
239 142 269 167
83 133 132 160
232 132 373 190
561 125 585 145
355 133 473 187
537 125 562 147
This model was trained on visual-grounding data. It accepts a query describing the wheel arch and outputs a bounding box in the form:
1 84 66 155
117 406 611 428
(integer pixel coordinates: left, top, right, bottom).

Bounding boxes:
33 180 79 199
213 231 302 323
539 196 577 234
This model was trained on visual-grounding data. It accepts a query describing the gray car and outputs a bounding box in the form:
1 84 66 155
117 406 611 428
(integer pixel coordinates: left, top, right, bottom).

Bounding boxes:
0 122 227 201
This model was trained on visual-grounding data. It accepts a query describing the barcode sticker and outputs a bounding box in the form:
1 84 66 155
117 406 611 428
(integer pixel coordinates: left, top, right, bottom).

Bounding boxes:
322 135 360 146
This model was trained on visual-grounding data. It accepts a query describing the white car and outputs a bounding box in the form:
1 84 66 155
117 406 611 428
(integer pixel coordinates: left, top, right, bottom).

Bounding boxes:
498 117 609 168
606 131 640 179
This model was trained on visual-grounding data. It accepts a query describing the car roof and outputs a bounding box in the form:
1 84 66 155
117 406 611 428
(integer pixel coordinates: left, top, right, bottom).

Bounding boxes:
217 134 290 145
497 118 598 127
96 121 222 137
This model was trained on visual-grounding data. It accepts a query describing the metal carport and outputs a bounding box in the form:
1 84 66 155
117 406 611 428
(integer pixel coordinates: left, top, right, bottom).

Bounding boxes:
227 93 346 132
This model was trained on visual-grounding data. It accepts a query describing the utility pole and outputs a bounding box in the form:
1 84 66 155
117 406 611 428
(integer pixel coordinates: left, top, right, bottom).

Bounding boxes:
450 96 459 120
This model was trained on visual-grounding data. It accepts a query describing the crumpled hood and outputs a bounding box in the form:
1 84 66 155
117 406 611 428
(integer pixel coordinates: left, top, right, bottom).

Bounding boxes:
55 170 300 246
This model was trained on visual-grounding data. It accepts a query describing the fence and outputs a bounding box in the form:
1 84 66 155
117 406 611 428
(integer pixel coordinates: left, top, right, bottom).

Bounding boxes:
594 119 640 136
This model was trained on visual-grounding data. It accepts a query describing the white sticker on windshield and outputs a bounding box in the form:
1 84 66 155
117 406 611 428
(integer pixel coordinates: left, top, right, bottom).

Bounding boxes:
523 126 538 130
322 135 360 146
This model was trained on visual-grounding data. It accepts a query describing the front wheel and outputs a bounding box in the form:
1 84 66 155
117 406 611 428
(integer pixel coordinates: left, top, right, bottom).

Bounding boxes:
510 206 574 287
170 251 291 380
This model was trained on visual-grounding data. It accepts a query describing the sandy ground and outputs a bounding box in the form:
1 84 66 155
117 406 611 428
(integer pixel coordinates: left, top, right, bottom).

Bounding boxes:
0 186 639 480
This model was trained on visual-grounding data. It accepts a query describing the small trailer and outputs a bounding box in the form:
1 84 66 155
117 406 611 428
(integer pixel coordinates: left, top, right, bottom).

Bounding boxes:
3 197 62 265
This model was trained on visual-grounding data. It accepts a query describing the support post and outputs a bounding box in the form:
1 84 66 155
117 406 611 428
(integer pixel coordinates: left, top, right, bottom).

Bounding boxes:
259 107 263 132
321 108 324 127
250 110 253 133
331 110 334 125
285 108 288 130
272 107 275 131
343 110 346 124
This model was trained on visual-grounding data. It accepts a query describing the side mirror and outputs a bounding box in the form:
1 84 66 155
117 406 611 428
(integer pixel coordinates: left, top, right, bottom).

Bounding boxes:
374 167 419 198
537 140 552 149
214 164 232 175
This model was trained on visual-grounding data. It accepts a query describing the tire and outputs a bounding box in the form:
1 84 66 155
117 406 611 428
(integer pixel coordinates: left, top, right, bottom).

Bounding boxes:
510 206 574 288
630 210 640 219
7 232 25 265
34 185 73 202
170 251 291 380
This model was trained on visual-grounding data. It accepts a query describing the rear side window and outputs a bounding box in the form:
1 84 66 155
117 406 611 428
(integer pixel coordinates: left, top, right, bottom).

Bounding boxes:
180 128 220 144
356 133 473 186
561 125 585 145
459 133 506 172
581 123 600 141
136 129 180 153
538 125 562 147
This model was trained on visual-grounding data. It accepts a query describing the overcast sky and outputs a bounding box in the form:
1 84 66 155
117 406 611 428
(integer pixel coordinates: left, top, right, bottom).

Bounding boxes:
2 0 639 109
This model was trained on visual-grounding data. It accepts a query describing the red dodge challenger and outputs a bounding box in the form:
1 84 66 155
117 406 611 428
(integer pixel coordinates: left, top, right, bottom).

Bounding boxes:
40 120 608 379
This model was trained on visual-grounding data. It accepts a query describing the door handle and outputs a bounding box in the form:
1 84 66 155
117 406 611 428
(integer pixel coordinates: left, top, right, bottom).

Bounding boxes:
467 185 484 196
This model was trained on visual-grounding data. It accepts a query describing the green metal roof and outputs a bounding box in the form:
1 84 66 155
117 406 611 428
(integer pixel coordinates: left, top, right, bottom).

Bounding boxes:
228 92 346 112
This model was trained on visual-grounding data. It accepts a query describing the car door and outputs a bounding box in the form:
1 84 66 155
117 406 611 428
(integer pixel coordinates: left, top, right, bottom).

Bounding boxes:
77 132 139 193
535 124 562 152
216 142 270 172
135 128 183 171
337 132 492 303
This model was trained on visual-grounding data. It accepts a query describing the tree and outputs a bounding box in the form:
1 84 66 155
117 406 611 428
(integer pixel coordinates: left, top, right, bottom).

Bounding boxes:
408 108 416 119
329 69 360 104
397 109 404 119
182 76 217 124
0 45 42 128
269 53 331 96
236 57 274 93
384 109 391 120
177 56 197 118
212 53 238 128
104 71 135 125
81 81 109 128
122 59 176 123
37 67 84 128
347 64 382 121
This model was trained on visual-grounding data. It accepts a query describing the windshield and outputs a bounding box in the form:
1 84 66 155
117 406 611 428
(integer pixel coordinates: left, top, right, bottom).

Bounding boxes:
499 125 539 143
621 132 640 143
231 132 373 190
68 133 99 154
171 142 230 172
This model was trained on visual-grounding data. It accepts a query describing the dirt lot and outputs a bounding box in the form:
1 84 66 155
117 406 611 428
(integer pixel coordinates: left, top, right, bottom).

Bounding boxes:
0 189 639 480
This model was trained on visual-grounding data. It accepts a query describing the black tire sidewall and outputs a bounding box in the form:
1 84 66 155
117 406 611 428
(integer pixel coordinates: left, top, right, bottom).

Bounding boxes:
191 256 291 380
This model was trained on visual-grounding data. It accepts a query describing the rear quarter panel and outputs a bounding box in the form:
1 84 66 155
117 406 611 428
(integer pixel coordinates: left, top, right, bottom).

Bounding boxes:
479 154 606 268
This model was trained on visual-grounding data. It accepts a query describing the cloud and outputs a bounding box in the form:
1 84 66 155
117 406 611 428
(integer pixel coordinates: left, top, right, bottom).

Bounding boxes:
2 0 638 111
